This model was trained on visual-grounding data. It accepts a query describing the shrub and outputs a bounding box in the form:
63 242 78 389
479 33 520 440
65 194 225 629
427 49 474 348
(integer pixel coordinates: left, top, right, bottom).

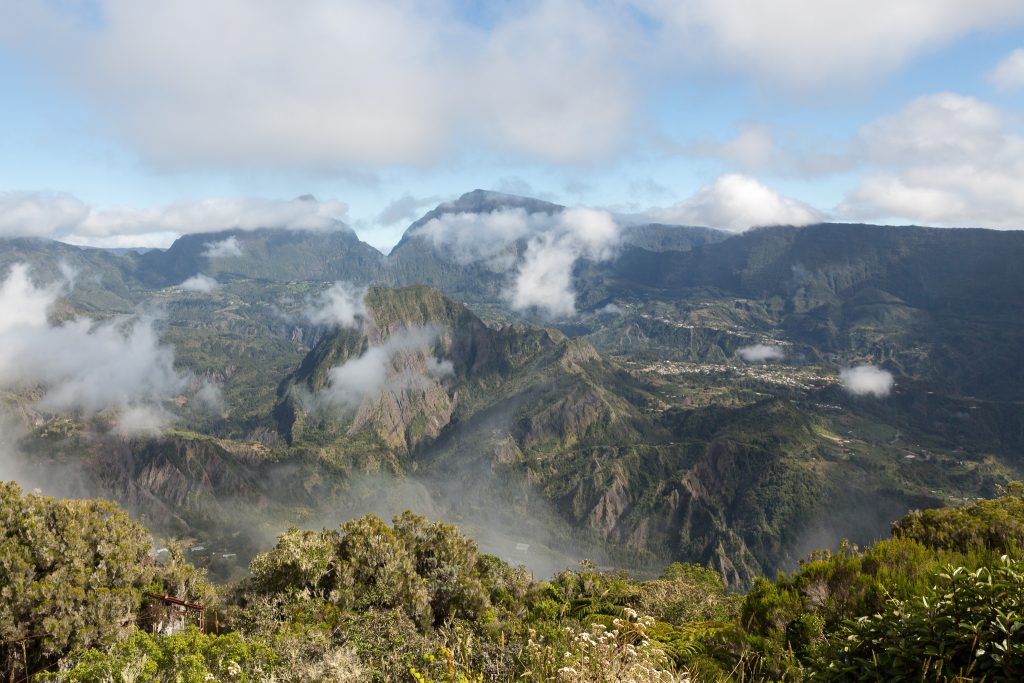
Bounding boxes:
818 555 1024 681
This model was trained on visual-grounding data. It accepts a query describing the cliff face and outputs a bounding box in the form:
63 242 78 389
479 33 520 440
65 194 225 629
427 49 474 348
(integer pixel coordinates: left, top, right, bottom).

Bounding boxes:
86 435 272 531
274 286 634 466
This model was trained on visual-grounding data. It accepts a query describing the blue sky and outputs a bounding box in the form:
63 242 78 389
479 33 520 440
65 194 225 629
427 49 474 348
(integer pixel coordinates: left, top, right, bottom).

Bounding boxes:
1 0 1023 250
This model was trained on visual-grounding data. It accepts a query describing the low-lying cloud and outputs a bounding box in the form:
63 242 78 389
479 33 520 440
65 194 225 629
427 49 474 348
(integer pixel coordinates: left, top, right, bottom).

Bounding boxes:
840 365 894 397
178 274 219 293
304 282 368 329
317 327 445 410
414 206 620 317
0 263 192 430
202 236 244 259
0 193 349 248
738 343 785 362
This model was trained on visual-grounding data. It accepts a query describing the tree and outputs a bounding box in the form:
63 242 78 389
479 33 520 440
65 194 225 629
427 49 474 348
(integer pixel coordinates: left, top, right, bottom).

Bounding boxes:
0 481 155 679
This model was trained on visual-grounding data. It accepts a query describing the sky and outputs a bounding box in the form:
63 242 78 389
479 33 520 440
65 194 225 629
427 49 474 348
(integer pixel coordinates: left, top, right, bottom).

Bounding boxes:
1 0 1024 251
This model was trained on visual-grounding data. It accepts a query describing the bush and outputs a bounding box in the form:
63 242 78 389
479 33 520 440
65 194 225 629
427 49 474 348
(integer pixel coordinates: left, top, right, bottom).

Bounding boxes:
0 481 155 677
818 555 1024 681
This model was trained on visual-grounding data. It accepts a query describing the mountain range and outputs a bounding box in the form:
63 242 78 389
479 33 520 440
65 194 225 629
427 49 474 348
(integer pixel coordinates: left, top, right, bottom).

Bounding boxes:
2 189 1023 586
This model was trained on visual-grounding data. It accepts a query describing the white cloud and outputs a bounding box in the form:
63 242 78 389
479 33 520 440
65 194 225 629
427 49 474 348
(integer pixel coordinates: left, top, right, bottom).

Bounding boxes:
177 274 219 293
737 344 785 362
507 234 579 317
425 357 454 378
508 207 620 317
202 236 243 259
0 193 349 247
1 0 638 169
318 327 444 409
840 93 1024 229
989 48 1024 90
639 1 1024 88
647 174 822 231
0 263 190 423
859 93 1007 166
840 365 894 398
414 205 620 316
305 282 368 329
2 0 1023 178
415 208 539 269
0 192 90 239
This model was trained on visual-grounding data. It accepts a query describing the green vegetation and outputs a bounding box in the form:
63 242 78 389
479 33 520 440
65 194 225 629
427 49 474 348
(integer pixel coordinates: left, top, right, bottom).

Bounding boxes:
4 481 1023 681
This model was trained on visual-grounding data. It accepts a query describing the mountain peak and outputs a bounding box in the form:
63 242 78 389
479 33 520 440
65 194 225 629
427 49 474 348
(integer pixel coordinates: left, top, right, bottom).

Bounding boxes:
395 189 564 249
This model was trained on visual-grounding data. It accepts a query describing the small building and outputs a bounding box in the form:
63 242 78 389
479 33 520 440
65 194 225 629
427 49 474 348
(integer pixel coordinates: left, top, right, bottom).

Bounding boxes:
144 593 205 635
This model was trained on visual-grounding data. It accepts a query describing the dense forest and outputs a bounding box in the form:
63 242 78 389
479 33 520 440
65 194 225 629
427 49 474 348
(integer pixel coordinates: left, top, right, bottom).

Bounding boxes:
3 480 1022 681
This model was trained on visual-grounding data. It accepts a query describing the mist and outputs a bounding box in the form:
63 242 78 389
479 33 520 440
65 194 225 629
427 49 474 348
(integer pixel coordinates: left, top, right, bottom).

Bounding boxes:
314 326 447 410
0 263 212 432
304 281 367 329
177 274 219 293
202 236 244 258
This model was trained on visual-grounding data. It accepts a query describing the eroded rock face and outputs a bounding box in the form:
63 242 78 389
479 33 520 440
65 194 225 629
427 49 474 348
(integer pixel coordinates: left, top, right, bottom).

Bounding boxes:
89 435 269 531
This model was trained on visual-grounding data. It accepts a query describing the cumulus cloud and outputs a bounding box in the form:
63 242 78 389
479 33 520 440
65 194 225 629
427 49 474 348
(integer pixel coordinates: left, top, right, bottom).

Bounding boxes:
0 193 349 248
305 282 368 329
640 1 1024 89
0 263 190 428
202 236 243 259
508 234 579 317
839 93 1024 229
2 0 639 170
737 344 785 362
840 365 894 398
989 48 1024 90
318 327 445 409
177 274 219 293
509 208 620 316
647 174 822 231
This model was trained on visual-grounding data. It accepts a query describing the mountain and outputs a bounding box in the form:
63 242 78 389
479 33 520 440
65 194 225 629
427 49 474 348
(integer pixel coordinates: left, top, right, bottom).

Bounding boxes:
386 190 730 307
133 225 386 287
593 223 1024 401
4 190 1024 586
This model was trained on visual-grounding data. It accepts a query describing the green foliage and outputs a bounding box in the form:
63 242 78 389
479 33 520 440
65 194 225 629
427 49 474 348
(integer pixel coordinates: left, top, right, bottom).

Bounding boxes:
0 481 155 678
249 527 341 599
247 512 495 630
392 512 490 625
10 481 1024 682
819 556 1024 681
43 627 278 682
893 482 1024 555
